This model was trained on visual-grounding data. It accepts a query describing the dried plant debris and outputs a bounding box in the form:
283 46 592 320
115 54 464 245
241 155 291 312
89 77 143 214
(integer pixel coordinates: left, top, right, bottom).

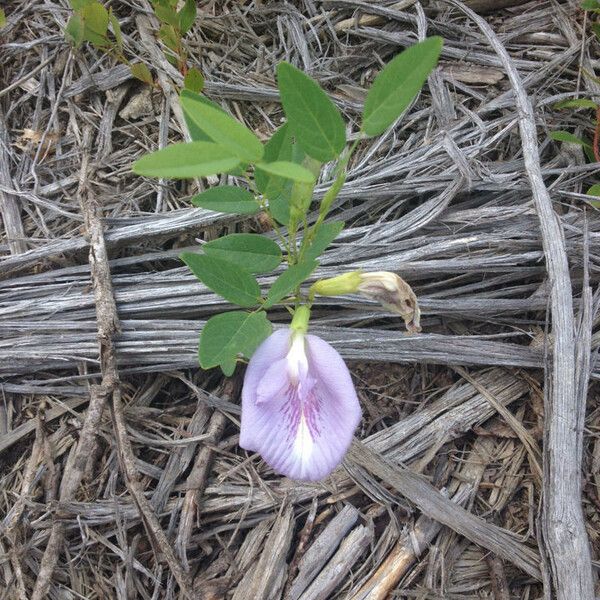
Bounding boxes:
1 0 599 599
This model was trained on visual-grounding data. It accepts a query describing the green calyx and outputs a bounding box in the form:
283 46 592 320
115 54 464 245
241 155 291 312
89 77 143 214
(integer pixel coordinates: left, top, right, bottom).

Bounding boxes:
310 271 362 298
290 305 310 335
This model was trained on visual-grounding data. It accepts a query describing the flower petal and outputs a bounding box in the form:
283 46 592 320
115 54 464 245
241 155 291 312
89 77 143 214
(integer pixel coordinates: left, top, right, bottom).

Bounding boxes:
240 328 291 449
256 358 289 404
240 331 361 482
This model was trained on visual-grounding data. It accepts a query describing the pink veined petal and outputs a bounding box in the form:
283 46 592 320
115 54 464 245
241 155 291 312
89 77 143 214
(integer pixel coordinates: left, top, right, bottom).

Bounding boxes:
240 331 361 482
240 328 291 450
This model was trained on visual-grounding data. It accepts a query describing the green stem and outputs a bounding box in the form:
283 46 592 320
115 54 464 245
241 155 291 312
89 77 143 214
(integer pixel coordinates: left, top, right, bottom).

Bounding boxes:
298 137 361 262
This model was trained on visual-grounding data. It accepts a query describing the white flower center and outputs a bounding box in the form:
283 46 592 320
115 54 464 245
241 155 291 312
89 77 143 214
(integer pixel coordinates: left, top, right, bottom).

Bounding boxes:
292 414 314 474
286 333 308 385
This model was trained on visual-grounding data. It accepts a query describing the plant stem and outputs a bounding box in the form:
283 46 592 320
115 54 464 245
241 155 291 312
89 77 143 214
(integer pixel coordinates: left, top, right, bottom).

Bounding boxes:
298 137 361 262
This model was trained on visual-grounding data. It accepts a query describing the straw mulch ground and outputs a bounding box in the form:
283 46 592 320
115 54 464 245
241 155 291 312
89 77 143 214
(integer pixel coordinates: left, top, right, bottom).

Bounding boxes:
1 0 599 598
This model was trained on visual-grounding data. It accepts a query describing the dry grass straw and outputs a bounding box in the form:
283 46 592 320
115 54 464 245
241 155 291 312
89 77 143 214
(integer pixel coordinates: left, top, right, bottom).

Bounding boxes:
1 0 599 598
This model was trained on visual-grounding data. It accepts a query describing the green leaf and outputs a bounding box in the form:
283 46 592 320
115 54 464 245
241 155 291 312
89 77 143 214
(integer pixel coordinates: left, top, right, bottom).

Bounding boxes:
289 180 315 223
199 311 272 375
191 185 260 214
184 67 204 93
178 0 196 34
263 260 318 308
0 9 6 28
108 9 123 50
179 91 249 177
549 130 591 147
132 142 240 179
255 124 307 225
553 98 598 110
581 0 600 9
70 0 95 9
180 93 264 162
304 221 344 261
362 36 443 136
181 253 262 307
277 62 346 162
593 22 600 40
586 184 600 197
130 63 153 85
153 3 179 26
159 23 179 51
65 14 85 46
204 234 282 274
255 124 300 193
181 90 219 141
270 195 290 226
585 146 597 163
81 2 109 47
255 161 315 184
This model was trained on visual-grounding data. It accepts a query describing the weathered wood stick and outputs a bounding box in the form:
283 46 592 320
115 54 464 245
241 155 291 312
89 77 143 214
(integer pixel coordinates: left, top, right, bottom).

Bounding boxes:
348 440 541 580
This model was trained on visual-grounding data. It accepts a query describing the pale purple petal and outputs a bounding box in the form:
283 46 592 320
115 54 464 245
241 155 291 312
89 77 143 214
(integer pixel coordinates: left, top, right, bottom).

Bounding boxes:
240 329 361 482
240 328 291 450
256 358 289 404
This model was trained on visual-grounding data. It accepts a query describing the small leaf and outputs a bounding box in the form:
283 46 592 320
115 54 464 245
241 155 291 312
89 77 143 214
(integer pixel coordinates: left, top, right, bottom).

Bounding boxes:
70 0 95 9
255 124 300 194
159 23 179 51
581 0 600 9
277 62 346 162
549 130 591 147
130 63 154 85
593 22 600 40
363 36 443 136
199 311 272 375
0 9 6 28
109 9 123 50
255 161 315 184
65 14 85 47
584 145 597 163
303 156 322 179
263 260 318 308
179 91 249 178
255 124 306 225
204 234 282 274
132 142 240 179
153 3 179 26
289 180 315 223
553 98 598 110
270 195 290 226
304 221 344 261
181 90 219 141
180 93 264 162
586 184 600 197
184 67 204 93
81 2 109 47
178 0 197 34
181 253 262 307
191 185 260 214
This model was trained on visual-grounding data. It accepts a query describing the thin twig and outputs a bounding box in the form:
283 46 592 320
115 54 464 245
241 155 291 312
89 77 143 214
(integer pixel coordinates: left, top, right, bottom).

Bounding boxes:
31 128 113 600
175 377 240 568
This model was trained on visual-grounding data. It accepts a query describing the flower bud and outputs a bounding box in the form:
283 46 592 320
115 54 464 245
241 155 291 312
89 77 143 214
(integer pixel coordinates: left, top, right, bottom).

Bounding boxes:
357 272 421 333
310 271 362 297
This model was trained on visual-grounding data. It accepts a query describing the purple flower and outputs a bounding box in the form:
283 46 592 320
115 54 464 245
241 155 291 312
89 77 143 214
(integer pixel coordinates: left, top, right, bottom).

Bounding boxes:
240 326 361 481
